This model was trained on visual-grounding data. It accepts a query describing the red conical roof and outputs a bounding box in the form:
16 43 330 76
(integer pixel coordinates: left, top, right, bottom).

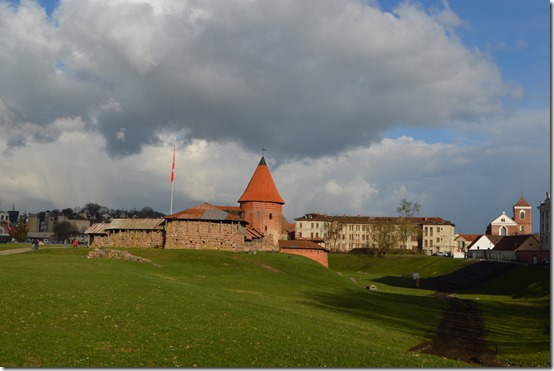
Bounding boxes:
514 194 531 207
238 157 284 204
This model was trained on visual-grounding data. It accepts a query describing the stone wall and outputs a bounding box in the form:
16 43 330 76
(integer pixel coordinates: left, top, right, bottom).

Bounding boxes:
165 219 245 250
88 230 163 248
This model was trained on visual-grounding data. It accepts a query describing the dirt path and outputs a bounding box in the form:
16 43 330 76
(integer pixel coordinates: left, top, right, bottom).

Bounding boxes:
0 247 32 255
410 291 505 366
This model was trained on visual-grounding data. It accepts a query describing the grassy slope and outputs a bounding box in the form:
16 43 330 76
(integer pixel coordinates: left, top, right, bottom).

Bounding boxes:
0 249 549 367
456 265 550 367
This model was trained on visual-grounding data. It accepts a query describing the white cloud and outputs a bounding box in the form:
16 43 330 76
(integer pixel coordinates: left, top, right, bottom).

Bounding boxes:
0 0 519 160
0 1 548 236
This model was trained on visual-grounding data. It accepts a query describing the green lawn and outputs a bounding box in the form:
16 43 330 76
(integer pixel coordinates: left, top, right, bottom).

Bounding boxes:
0 248 549 367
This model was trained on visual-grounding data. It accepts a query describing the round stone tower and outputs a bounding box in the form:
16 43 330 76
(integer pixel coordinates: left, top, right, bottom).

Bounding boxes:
238 157 284 248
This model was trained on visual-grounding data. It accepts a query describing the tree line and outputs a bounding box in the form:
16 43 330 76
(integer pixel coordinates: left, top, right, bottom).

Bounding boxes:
2 202 166 243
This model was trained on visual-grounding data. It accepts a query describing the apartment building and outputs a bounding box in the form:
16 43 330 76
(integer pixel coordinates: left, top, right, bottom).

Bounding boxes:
294 213 456 254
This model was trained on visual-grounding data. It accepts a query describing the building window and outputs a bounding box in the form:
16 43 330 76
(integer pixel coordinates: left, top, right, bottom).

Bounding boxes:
299 222 302 228
520 211 525 220
520 225 524 232
257 212 260 220
269 213 273 220
500 226 507 236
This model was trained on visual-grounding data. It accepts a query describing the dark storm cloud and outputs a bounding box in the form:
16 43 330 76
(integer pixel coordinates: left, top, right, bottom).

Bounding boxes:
0 0 517 160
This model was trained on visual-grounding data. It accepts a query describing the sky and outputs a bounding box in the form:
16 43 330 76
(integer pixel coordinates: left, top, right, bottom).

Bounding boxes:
0 0 550 235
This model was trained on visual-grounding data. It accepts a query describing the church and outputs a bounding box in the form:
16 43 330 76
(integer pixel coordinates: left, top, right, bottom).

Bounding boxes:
486 194 532 236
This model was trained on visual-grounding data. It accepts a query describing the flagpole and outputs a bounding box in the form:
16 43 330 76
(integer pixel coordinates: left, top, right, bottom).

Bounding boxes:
170 144 175 215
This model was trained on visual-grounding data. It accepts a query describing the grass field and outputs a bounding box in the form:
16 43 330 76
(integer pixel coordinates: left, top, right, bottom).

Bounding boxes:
0 246 549 367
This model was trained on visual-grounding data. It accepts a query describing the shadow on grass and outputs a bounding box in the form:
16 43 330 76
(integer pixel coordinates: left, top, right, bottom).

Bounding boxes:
301 287 446 338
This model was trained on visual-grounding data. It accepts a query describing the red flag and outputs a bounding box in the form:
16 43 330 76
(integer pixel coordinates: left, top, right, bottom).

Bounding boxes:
170 145 175 183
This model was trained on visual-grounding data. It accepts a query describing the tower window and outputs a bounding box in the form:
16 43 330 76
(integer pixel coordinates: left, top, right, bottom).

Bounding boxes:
520 210 525 220
269 213 273 220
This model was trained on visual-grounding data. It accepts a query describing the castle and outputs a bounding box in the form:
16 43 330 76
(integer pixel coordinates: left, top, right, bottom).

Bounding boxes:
86 156 285 252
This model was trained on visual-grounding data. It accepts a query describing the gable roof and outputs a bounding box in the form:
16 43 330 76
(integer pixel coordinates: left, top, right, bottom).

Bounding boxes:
493 235 540 251
488 211 517 226
466 235 503 250
455 234 480 242
165 202 244 222
238 157 284 205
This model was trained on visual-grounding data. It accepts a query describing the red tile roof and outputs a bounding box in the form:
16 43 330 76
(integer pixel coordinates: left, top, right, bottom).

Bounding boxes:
238 157 284 204
455 234 480 242
513 195 531 207
165 202 244 222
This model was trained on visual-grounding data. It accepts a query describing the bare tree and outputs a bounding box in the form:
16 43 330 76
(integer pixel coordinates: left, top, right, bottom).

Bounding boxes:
53 221 76 242
369 219 400 257
396 199 421 250
323 220 344 252
83 202 102 219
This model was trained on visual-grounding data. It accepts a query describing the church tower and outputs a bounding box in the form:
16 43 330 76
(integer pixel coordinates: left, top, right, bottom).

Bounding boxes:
238 157 284 248
513 193 532 235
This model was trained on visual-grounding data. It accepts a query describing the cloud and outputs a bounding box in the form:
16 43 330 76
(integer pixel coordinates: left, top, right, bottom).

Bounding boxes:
0 0 519 161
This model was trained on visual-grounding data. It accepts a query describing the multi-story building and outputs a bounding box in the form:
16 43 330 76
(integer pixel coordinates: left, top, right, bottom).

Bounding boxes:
0 210 11 243
416 217 457 253
538 192 551 250
294 213 456 254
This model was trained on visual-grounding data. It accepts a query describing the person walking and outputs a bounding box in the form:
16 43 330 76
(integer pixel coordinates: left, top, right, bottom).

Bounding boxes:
73 239 78 248
63 239 67 249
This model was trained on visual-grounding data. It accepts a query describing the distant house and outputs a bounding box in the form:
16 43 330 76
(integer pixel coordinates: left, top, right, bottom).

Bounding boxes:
454 234 480 252
466 235 503 259
490 234 541 262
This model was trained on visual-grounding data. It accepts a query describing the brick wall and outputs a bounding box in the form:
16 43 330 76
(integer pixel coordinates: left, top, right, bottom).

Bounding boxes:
240 201 282 248
280 247 329 268
516 250 550 264
165 219 246 250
